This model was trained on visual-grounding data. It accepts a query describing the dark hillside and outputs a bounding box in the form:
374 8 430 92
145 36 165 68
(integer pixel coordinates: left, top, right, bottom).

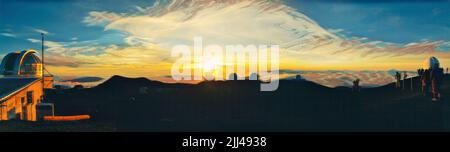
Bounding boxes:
45 75 450 131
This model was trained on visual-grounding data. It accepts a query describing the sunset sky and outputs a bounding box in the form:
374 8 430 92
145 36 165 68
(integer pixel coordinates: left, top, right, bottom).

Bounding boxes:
1 0 449 87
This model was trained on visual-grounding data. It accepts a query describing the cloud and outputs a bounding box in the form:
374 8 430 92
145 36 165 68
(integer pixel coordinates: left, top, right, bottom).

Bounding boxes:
44 52 87 67
26 38 103 67
27 37 109 55
41 0 450 86
33 28 50 35
327 28 345 34
83 11 122 26
432 8 441 15
104 0 336 48
100 0 449 61
278 69 304 75
1 33 17 38
53 76 105 88
27 38 40 43
28 37 172 78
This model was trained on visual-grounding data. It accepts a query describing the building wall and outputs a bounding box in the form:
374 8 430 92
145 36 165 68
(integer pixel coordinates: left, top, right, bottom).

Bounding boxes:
0 80 44 121
44 76 54 89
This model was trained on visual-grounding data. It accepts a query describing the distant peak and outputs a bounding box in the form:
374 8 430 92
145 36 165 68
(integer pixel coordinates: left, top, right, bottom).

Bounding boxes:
110 75 128 80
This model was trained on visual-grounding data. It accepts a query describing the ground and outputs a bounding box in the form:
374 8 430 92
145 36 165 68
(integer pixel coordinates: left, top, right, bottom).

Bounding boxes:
0 120 115 132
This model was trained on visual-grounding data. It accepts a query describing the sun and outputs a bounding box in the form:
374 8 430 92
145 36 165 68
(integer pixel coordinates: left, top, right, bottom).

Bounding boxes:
203 61 215 72
202 58 220 73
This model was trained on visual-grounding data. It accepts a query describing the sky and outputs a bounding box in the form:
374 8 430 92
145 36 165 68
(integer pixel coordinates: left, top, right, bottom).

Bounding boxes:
0 0 449 87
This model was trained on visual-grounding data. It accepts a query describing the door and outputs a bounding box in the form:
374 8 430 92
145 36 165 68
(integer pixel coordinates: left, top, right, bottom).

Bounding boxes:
21 97 27 120
7 108 16 120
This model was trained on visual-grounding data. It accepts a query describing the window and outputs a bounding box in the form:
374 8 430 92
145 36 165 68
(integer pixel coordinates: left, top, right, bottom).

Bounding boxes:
27 91 33 104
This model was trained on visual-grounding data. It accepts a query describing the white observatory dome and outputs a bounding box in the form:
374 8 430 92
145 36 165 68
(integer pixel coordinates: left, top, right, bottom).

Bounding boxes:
422 56 440 70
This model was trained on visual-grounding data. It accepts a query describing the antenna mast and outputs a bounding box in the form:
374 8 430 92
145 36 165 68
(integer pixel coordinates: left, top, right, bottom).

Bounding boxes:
41 33 45 102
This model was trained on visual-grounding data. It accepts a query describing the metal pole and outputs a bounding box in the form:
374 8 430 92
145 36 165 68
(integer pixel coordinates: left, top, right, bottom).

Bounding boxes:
41 33 45 102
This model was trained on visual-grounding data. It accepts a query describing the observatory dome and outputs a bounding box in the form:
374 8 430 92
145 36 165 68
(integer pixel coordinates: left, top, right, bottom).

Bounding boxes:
0 50 42 77
423 56 440 70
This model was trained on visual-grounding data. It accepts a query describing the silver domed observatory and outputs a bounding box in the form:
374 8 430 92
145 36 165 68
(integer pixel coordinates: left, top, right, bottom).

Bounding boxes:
0 34 54 121
0 50 43 77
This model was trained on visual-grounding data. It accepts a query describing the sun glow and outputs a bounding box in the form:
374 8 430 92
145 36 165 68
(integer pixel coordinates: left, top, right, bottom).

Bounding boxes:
200 57 222 80
202 59 220 73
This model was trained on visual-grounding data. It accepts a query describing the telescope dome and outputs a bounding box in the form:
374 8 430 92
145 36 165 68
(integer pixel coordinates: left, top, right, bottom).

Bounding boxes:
423 56 440 70
0 50 42 77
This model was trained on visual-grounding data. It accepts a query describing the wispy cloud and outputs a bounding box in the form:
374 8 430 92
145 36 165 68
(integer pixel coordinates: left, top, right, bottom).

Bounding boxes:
83 11 122 26
27 38 40 43
33 28 50 35
99 0 449 66
0 33 16 38
44 53 87 68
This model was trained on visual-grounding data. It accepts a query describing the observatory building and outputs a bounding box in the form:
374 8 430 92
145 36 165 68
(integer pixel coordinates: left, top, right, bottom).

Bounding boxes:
0 50 54 121
423 56 440 70
419 56 445 101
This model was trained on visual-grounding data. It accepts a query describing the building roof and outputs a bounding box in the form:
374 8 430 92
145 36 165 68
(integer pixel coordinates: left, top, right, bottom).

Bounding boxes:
0 77 39 101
